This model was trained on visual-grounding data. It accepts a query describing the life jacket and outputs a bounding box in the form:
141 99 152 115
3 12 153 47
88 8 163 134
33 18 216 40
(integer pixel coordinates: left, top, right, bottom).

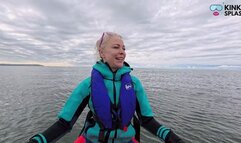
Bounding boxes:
91 68 136 142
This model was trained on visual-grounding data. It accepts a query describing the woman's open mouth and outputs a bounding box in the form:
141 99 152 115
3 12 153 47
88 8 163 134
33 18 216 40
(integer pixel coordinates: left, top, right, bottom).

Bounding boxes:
115 57 124 62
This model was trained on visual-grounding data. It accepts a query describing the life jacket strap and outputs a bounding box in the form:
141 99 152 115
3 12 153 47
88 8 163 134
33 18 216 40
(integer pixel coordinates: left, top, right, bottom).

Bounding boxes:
78 111 94 136
91 112 112 143
79 111 141 143
92 113 106 129
98 129 105 143
111 107 122 129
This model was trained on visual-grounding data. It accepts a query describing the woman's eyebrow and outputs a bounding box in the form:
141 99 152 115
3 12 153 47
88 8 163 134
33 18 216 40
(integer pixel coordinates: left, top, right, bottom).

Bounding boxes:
113 44 125 47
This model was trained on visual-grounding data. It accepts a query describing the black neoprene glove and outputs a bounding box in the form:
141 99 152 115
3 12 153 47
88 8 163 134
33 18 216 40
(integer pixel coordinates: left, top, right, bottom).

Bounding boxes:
165 130 185 143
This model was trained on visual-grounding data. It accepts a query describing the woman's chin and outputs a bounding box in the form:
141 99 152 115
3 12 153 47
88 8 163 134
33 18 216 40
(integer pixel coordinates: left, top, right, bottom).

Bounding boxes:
116 62 124 68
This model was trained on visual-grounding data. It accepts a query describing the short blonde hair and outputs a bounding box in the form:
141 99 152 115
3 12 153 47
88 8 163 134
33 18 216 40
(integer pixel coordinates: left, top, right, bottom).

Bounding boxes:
95 32 122 60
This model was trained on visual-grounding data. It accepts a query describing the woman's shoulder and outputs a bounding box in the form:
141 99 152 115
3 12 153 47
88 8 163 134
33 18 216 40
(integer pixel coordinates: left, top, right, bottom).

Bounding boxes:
76 77 91 89
82 76 91 83
130 75 142 87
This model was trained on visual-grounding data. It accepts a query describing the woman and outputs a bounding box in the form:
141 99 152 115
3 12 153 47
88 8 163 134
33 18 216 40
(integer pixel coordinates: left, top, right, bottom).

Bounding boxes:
27 32 185 143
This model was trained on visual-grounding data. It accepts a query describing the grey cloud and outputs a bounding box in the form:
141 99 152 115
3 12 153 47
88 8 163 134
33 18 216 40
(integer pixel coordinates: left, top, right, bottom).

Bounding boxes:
1 0 241 67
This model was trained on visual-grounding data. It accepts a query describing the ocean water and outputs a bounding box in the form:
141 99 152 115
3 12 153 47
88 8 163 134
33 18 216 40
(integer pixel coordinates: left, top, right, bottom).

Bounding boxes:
0 66 241 143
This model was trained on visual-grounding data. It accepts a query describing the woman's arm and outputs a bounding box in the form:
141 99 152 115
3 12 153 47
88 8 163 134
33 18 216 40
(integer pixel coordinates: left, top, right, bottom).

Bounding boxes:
137 114 185 143
27 78 91 143
132 76 185 143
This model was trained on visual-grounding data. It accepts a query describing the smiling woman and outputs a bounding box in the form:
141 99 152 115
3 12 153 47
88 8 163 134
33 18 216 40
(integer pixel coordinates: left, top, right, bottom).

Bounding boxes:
96 32 126 72
27 32 185 143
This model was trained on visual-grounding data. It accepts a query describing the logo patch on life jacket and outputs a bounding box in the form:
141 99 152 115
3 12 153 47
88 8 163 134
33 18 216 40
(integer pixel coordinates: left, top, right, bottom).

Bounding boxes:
125 83 132 90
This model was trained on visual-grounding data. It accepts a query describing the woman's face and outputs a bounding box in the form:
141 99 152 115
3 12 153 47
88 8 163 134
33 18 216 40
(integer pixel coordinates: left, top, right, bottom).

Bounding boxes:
100 36 126 72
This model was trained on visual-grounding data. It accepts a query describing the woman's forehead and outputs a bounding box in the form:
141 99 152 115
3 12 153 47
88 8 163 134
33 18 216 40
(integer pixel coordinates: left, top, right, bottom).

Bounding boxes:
108 37 124 45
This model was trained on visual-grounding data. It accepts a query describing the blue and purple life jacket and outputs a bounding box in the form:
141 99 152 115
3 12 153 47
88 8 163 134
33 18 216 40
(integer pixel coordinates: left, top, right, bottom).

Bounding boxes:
91 68 136 130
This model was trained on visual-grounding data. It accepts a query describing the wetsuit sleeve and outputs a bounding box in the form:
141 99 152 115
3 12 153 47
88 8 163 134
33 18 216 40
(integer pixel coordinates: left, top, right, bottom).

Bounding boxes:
132 76 184 143
27 77 91 143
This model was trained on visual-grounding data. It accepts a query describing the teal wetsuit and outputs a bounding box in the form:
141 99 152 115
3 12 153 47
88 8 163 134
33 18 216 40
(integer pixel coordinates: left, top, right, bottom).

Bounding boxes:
28 61 183 143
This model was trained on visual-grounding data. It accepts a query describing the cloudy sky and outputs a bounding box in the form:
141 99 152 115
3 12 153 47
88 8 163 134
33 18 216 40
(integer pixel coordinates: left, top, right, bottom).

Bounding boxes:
0 0 241 68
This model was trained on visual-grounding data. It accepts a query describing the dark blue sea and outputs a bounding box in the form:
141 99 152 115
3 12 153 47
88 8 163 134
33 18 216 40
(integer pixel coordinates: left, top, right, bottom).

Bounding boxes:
0 66 241 143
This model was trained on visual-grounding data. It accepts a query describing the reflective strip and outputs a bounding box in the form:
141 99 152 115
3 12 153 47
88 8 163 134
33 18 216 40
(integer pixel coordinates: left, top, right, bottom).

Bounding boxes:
33 136 42 143
157 126 165 137
38 134 47 143
157 126 170 140
162 129 170 140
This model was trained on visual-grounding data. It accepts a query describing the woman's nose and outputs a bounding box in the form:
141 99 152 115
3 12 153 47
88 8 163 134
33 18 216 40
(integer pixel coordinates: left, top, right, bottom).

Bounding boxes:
119 48 125 54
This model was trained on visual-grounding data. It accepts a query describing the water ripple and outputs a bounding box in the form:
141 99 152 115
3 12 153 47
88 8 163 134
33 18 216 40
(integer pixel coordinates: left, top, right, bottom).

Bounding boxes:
1 67 241 143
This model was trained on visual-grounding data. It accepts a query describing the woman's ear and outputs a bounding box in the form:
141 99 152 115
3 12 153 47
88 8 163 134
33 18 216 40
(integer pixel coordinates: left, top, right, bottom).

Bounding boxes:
99 49 104 59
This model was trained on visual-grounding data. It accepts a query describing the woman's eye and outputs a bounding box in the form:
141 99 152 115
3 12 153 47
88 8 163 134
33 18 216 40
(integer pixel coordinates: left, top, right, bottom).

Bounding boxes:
112 45 125 50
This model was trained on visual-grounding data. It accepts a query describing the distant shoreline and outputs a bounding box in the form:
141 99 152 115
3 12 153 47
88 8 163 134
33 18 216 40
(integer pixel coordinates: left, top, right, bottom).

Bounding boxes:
0 64 44 66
